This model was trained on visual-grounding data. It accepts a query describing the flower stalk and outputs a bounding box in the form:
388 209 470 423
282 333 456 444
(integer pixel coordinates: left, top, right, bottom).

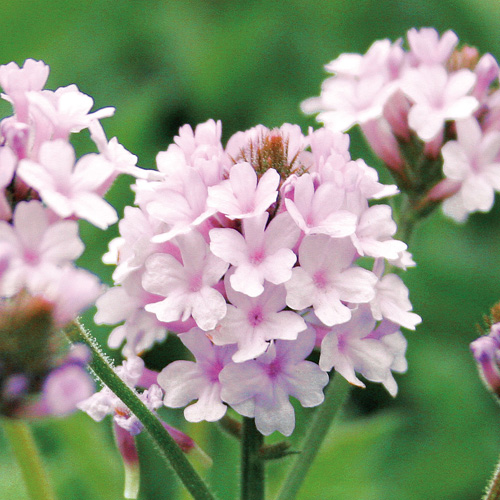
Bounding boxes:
2 418 57 500
241 417 265 500
483 453 500 500
275 373 352 500
64 321 217 500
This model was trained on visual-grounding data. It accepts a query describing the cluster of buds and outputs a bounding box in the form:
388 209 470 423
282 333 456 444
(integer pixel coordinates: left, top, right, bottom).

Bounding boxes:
96 119 421 436
0 59 142 417
303 27 500 221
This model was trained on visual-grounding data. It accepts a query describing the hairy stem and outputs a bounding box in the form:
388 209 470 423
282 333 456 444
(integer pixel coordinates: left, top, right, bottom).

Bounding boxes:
3 419 57 500
483 452 500 500
275 374 351 500
241 417 265 500
64 321 217 500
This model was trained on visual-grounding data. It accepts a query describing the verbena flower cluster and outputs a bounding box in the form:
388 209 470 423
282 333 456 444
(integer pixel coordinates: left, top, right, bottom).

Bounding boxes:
96 119 421 436
303 27 500 221
0 59 140 417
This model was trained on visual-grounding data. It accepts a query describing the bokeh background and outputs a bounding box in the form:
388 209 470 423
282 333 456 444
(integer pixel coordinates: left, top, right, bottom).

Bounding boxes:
1 1 500 499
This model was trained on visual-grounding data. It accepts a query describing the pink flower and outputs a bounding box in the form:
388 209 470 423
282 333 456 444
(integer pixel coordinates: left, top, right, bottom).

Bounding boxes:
407 28 458 65
95 272 170 356
400 65 478 141
158 328 235 422
285 235 377 326
212 276 307 363
0 201 84 296
142 232 228 331
370 270 422 330
220 328 329 436
319 306 407 396
441 117 500 220
209 212 300 297
284 173 357 237
28 265 102 328
17 140 117 228
351 204 407 260
0 59 49 122
207 162 280 219
27 84 114 140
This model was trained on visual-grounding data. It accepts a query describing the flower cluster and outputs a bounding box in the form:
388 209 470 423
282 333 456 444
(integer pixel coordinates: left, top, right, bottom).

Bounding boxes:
303 28 500 221
0 59 140 416
99 119 421 435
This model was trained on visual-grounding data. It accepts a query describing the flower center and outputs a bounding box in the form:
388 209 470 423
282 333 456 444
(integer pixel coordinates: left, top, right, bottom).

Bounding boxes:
313 270 329 290
248 306 264 327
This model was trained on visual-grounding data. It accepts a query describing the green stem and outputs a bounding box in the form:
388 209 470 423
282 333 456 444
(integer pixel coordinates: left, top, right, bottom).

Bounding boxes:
2 419 57 500
483 452 500 500
64 321 217 500
241 417 265 500
275 374 351 500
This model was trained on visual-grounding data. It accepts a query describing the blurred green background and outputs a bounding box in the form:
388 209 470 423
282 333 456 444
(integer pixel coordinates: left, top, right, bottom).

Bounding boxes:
2 0 500 499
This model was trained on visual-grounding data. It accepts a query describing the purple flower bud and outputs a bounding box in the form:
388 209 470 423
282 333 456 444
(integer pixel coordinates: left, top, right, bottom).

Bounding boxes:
471 330 500 396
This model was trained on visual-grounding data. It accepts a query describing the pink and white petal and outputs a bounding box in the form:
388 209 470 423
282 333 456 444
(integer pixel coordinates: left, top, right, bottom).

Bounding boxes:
13 201 49 246
285 268 316 311
253 168 280 213
41 220 84 262
483 164 500 191
445 96 479 120
314 291 352 326
220 362 269 404
284 360 328 407
143 253 185 296
445 70 477 102
94 286 137 325
209 228 248 265
72 154 115 191
261 311 306 342
461 176 495 212
230 263 265 297
191 287 227 331
313 210 357 237
38 190 74 218
71 192 118 229
184 384 226 422
442 141 470 180
145 294 187 323
159 361 208 407
17 159 58 193
408 105 444 141
254 392 295 436
264 212 301 253
335 267 377 303
38 140 76 178
260 249 296 285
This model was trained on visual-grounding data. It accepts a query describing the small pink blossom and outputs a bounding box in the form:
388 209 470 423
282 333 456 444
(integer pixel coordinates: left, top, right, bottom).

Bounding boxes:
143 232 228 331
212 276 307 363
220 328 329 436
209 212 300 297
400 65 478 141
407 28 458 66
0 201 84 296
17 140 117 228
207 162 280 219
319 306 407 396
27 84 114 140
284 173 357 237
286 235 377 326
441 117 500 220
158 328 235 422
